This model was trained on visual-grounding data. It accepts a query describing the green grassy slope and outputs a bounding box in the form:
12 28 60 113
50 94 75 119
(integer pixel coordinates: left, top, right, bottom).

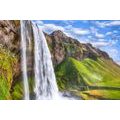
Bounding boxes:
55 57 120 99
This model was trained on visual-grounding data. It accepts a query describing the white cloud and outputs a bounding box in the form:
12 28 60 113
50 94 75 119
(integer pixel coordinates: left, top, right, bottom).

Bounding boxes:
62 20 75 25
72 28 90 35
44 24 64 31
117 62 120 65
91 41 110 48
109 39 118 46
95 32 104 38
65 26 90 36
106 32 112 35
90 27 105 38
95 21 106 28
96 21 120 28
90 38 118 48
33 20 44 25
87 35 93 39
107 21 120 26
64 25 73 29
113 30 118 33
90 27 98 33
98 39 105 42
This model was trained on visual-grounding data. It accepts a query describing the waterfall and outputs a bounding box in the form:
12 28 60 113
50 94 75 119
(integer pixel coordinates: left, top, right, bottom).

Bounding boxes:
20 20 30 100
20 20 76 100
32 23 59 100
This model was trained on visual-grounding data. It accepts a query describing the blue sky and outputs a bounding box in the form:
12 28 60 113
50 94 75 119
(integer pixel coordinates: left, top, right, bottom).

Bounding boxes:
33 20 120 64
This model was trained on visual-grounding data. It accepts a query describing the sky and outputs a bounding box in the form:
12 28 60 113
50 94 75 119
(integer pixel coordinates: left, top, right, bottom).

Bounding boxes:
33 20 120 64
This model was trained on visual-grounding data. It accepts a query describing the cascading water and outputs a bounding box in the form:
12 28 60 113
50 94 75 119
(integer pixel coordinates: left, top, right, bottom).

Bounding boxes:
32 23 59 99
21 20 76 100
20 20 30 100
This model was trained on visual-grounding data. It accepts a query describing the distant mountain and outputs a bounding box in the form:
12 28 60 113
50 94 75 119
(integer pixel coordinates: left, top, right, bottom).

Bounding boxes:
45 30 112 66
45 30 120 99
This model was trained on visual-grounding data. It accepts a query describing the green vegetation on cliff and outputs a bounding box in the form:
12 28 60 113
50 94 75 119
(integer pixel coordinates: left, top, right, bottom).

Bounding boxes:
55 57 120 99
55 57 87 90
11 77 35 100
0 45 17 99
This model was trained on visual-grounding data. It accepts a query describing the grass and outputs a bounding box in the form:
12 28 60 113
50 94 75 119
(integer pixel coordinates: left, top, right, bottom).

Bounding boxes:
0 45 17 99
55 57 87 91
0 76 11 100
11 76 35 100
11 78 24 100
81 58 120 87
79 90 120 100
55 57 120 99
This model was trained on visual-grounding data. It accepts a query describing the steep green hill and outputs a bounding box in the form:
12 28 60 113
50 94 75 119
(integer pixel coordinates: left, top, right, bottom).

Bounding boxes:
55 57 120 99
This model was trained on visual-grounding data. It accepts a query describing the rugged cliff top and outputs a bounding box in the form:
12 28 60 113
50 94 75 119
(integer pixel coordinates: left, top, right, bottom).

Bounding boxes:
45 30 112 65
0 20 20 54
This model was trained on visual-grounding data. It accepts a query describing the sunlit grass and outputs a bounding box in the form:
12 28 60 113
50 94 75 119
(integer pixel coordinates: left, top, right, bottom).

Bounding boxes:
55 57 120 99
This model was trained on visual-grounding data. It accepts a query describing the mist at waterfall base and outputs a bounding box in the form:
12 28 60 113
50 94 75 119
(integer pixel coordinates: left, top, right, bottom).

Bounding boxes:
21 20 77 100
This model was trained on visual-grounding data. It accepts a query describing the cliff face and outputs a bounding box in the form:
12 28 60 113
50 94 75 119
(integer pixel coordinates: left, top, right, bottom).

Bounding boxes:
45 30 111 66
0 20 21 76
0 20 20 53
0 20 20 99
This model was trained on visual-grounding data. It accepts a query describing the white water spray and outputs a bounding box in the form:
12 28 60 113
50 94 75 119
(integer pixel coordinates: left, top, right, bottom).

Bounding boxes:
20 21 30 100
32 23 59 99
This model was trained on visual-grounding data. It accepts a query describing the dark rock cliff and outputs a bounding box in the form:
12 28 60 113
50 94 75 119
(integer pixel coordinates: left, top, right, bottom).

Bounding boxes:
45 30 111 66
0 20 20 53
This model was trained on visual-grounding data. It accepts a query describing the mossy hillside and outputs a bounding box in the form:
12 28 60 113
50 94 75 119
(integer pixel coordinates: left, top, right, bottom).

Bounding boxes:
56 57 120 87
55 57 120 99
55 57 87 91
11 78 23 100
0 45 17 99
